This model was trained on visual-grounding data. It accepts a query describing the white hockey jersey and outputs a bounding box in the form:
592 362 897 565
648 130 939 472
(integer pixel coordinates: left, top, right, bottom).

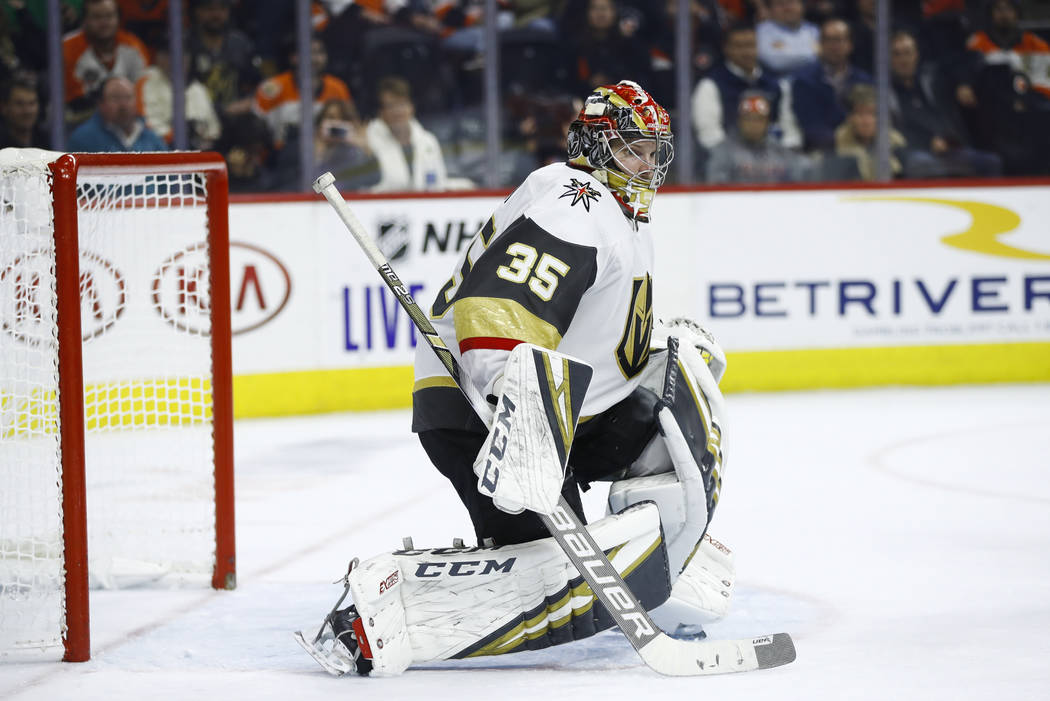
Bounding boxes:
412 162 655 433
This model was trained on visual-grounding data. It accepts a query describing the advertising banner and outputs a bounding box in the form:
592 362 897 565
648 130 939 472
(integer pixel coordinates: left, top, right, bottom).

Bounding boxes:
223 183 1050 415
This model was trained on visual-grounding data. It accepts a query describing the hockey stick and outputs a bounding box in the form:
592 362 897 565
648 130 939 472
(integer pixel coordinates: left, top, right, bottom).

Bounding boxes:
313 172 795 676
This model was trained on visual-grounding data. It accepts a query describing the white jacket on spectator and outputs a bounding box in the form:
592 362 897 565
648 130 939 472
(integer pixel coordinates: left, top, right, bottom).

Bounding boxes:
691 73 801 150
136 66 221 147
365 117 448 192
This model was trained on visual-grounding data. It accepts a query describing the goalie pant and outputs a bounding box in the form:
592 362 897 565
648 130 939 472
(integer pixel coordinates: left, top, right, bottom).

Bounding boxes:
343 503 669 675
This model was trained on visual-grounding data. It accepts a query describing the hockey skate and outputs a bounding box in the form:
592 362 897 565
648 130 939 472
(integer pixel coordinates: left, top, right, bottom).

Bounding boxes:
294 559 374 676
295 605 373 676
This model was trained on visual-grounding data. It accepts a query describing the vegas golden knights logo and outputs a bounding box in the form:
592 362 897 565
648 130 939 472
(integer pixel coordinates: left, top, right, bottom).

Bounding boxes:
616 274 653 379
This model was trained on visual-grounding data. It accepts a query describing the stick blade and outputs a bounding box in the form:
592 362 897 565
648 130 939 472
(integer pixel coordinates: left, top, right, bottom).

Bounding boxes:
753 633 796 669
638 631 797 676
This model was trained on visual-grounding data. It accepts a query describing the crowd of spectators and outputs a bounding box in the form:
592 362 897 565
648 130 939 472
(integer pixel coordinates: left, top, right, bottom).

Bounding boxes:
0 0 1047 192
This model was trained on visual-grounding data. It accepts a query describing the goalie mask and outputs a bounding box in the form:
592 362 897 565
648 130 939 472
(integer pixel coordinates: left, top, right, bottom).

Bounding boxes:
566 80 674 222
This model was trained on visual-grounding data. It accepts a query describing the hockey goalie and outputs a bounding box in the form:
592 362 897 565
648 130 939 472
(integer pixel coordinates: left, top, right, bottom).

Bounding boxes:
299 81 735 676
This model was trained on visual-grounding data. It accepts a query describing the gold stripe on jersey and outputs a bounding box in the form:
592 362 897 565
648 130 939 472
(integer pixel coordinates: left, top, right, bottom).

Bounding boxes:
453 297 562 349
413 376 459 392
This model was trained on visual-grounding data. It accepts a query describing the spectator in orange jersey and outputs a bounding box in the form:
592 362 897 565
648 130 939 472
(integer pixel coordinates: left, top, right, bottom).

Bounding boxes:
63 0 149 127
963 0 1050 100
252 36 354 149
954 0 1050 174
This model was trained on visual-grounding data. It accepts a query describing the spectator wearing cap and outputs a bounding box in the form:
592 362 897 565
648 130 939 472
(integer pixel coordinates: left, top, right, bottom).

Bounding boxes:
252 36 354 150
834 83 906 180
63 0 149 127
786 18 872 152
67 75 168 151
755 0 819 76
692 23 796 152
706 91 812 183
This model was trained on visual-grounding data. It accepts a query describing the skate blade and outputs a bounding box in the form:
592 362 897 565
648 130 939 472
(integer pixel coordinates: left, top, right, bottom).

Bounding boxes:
294 630 353 676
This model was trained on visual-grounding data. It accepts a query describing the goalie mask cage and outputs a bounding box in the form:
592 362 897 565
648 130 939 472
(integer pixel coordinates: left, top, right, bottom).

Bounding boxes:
0 150 235 662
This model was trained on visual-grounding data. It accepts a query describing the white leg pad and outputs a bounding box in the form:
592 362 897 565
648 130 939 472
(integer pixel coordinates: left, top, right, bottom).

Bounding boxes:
345 503 669 673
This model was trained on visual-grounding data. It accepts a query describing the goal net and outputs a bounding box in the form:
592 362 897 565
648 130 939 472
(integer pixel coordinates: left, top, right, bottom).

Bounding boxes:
0 149 234 661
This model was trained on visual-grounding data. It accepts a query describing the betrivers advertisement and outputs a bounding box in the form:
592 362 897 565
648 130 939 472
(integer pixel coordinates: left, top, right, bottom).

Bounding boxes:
223 183 1048 412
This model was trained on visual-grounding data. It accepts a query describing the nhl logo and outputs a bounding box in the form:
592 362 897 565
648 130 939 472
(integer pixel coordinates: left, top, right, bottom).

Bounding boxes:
377 218 410 261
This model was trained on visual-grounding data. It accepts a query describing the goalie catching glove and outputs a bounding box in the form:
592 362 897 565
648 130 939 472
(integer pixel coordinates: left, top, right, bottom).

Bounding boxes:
608 318 732 630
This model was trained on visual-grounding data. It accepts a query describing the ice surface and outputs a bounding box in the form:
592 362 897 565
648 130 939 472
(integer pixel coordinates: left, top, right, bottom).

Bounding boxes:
3 385 1049 700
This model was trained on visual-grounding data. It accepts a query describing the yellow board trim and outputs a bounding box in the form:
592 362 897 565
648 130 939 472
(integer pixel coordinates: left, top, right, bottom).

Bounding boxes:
229 343 1050 418
719 342 1050 393
233 365 415 418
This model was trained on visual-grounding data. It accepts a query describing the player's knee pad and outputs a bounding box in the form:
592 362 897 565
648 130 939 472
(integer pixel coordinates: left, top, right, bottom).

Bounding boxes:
345 502 670 671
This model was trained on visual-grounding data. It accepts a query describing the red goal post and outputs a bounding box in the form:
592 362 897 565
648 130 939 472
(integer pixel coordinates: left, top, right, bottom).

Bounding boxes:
0 151 235 663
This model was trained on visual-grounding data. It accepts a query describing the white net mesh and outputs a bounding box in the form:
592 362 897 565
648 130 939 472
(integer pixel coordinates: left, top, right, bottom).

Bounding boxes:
0 151 64 652
0 151 220 653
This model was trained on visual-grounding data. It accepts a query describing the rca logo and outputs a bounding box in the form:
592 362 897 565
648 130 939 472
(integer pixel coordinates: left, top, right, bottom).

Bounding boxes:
1 250 126 345
378 570 399 594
